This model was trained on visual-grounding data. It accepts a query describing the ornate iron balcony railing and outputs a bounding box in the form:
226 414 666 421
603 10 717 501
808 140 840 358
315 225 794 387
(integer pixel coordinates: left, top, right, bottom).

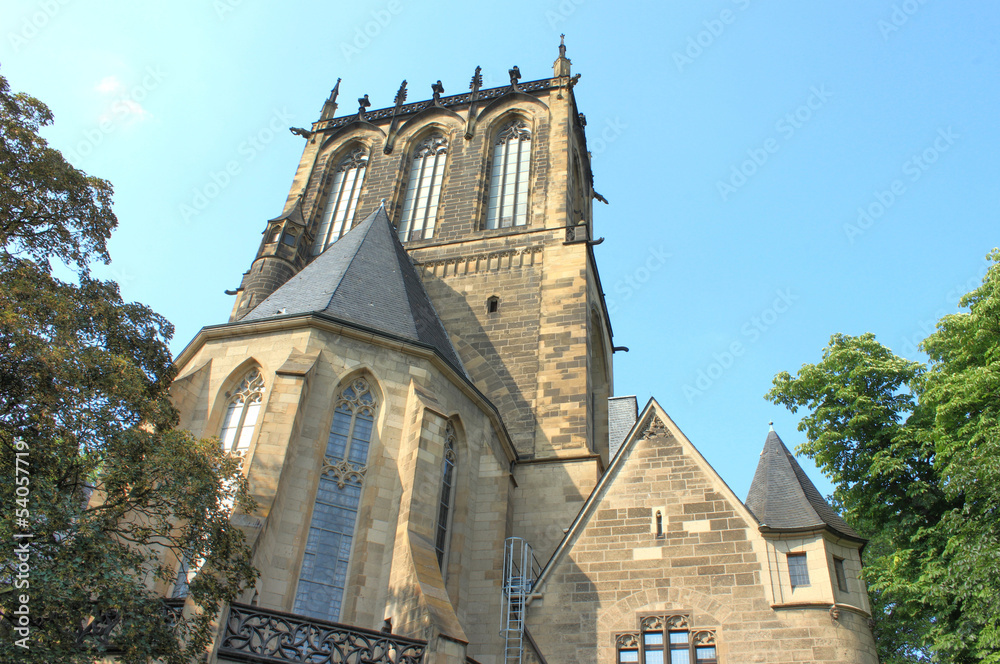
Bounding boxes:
75 597 186 652
218 603 427 663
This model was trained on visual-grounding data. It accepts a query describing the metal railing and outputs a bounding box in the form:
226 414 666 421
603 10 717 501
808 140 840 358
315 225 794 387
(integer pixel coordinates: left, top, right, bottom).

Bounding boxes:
218 603 427 663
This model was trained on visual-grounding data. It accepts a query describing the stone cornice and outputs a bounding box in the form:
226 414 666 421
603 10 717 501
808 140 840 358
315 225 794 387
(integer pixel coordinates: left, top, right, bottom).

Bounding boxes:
311 77 565 133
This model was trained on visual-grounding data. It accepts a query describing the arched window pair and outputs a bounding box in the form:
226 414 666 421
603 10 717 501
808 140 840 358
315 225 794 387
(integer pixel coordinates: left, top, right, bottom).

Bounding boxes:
397 119 532 241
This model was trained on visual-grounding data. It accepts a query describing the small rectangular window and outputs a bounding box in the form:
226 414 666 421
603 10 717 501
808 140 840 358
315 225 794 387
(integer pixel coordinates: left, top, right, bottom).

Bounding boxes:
618 650 639 663
834 557 849 592
788 552 810 588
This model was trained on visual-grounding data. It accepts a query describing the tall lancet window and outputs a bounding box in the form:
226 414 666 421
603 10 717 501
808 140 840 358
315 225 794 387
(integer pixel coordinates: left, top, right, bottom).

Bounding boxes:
294 377 377 622
397 133 447 242
434 422 457 570
219 369 265 457
485 120 531 229
312 147 369 255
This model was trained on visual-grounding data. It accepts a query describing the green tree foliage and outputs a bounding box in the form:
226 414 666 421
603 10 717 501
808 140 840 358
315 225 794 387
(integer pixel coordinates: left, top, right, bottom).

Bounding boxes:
767 252 1000 664
0 69 257 663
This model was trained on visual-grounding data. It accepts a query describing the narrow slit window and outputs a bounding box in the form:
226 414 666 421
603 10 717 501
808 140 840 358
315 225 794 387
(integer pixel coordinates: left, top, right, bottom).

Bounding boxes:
834 557 849 593
487 296 499 314
655 510 664 539
434 422 457 570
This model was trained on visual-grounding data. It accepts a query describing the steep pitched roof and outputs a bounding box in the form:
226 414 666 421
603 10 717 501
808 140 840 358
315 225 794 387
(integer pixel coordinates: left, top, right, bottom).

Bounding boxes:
243 206 465 372
745 430 862 541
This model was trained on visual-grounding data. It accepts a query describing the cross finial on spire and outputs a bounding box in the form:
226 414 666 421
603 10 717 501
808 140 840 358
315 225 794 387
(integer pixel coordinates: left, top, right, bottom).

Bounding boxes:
769 421 775 432
559 34 566 57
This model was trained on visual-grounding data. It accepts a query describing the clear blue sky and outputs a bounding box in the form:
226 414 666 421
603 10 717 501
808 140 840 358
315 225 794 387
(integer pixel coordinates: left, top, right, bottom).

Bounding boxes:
4 0 998 501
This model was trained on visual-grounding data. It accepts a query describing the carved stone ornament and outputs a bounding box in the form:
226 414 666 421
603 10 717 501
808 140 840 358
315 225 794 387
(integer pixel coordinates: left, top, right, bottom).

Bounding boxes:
616 633 639 648
666 614 690 629
336 147 369 172
414 133 448 158
641 415 668 439
693 630 716 645
322 458 367 489
496 120 531 145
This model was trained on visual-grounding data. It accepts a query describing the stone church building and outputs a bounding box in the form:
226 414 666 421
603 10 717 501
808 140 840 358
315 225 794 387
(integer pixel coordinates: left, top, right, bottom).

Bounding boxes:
166 42 879 663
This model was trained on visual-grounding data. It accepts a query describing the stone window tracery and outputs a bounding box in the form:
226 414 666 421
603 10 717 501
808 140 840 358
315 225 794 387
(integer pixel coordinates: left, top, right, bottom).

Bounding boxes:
616 614 718 664
486 119 531 229
398 133 447 242
294 377 378 622
219 369 265 458
312 147 369 254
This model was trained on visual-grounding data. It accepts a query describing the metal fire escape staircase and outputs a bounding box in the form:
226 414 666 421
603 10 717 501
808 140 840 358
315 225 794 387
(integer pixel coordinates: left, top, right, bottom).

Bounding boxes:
501 537 541 664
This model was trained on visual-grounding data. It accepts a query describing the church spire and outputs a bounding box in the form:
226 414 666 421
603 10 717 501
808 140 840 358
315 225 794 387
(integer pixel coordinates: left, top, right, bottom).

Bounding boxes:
553 34 571 77
320 78 341 120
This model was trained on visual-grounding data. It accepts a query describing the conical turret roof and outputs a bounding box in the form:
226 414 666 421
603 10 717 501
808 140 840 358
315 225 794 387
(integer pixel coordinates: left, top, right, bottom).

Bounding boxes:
745 430 862 541
243 206 464 372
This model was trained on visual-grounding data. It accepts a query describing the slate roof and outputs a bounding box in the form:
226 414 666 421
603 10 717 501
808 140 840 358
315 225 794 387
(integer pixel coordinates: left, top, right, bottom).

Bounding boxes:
745 430 862 541
608 395 638 459
243 206 465 372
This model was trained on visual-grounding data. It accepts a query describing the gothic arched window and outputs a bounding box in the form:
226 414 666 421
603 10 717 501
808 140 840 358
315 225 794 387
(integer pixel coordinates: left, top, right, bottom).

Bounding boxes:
485 120 531 229
219 369 265 456
397 133 447 242
434 422 457 571
312 147 369 255
294 377 378 622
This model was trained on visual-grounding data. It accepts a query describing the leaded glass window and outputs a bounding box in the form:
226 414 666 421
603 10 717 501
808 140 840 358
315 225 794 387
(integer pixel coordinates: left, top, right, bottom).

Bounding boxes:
434 422 457 570
219 370 265 456
485 120 531 229
617 616 718 664
293 378 377 622
397 133 447 242
312 148 369 255
788 552 810 588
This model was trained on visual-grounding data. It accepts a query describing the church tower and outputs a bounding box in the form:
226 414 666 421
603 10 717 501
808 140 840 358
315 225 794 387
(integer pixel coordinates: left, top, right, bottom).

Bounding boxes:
165 40 878 664
230 39 612 465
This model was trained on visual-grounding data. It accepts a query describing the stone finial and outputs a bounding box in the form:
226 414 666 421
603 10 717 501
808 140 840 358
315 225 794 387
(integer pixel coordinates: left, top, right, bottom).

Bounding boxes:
554 35 572 77
508 66 521 91
357 94 371 120
394 80 408 106
466 66 484 140
431 80 444 106
320 77 341 120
